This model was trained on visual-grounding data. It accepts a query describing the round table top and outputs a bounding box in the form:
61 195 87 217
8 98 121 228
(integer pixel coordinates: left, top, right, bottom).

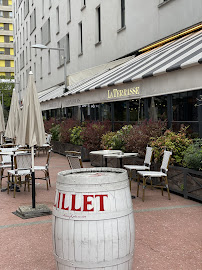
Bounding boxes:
90 150 122 156
104 152 138 158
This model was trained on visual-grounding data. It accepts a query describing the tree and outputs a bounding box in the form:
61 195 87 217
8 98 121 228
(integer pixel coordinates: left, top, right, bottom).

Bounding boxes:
0 76 15 121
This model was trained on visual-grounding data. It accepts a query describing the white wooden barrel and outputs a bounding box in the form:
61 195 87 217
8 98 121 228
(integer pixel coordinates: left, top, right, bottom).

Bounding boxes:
53 167 135 270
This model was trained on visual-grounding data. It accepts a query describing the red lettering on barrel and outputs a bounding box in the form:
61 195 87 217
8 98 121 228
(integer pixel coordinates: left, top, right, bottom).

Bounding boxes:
71 194 82 211
95 194 108 211
61 194 69 210
57 192 61 208
83 195 94 212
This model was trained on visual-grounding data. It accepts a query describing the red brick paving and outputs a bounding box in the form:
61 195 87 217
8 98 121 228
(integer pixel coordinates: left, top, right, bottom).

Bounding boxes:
0 152 201 270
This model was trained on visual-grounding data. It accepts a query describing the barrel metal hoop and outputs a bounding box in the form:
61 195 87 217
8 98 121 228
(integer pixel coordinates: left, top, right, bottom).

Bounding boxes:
53 207 134 221
56 180 129 192
54 252 134 268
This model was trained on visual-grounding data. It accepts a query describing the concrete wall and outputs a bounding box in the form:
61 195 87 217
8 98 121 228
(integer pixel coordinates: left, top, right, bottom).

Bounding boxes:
13 0 202 95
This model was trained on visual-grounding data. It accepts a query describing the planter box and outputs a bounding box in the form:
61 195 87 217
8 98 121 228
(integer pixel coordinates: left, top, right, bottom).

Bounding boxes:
51 141 90 161
168 165 202 202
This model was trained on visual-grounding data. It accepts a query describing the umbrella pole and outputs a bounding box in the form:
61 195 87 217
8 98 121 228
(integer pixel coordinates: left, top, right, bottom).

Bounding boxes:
31 146 36 208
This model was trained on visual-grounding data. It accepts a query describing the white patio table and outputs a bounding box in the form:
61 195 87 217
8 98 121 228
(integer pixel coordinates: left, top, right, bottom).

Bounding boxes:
89 150 122 166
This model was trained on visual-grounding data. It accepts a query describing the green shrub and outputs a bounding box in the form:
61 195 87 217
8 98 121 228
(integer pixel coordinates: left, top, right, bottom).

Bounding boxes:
60 119 80 143
124 120 167 157
50 124 60 141
183 139 202 170
101 132 116 150
101 125 133 151
150 127 192 166
70 126 84 146
82 121 111 151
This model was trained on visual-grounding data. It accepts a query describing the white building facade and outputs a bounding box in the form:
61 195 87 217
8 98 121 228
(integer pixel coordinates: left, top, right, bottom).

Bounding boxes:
13 0 202 136
13 0 202 94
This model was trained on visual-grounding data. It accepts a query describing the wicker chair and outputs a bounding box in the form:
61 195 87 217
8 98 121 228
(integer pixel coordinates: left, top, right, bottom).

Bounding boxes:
124 146 153 190
66 151 83 169
137 150 172 202
7 152 32 198
34 148 52 189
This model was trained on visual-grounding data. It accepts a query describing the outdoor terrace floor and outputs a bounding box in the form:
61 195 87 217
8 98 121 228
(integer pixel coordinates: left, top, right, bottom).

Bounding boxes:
0 152 201 270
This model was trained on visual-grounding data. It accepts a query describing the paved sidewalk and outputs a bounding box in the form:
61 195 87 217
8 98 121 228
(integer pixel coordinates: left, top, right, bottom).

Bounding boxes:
0 153 201 270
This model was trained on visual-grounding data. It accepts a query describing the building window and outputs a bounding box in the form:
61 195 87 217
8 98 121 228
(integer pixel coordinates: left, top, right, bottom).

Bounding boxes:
81 0 86 10
42 0 44 18
49 0 52 9
41 18 51 45
26 21 28 40
56 6 60 34
24 0 29 19
9 11 12 18
34 62 36 82
23 27 25 44
66 33 70 62
26 46 28 64
30 9 36 34
20 50 25 70
34 35 37 56
95 6 101 44
78 21 83 55
121 0 125 28
0 0 2 6
48 49 51 74
0 11 3 17
40 56 42 79
67 0 71 23
29 41 31 61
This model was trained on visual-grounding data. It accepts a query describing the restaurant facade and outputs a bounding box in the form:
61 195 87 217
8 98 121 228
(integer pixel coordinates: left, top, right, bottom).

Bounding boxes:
40 26 202 137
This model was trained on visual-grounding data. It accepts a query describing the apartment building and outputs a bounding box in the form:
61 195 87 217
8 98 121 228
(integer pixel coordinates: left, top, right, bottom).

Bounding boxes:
0 0 14 77
13 0 202 135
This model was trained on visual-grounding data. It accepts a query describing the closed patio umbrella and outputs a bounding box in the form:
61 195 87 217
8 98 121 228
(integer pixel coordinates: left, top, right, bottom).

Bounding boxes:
0 101 5 144
5 89 20 143
16 71 46 208
149 97 158 121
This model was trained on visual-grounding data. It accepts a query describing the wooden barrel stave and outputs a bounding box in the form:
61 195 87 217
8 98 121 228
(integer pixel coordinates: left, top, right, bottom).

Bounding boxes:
53 168 135 270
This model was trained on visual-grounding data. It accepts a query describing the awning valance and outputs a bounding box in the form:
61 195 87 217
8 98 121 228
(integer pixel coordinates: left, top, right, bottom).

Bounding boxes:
40 29 202 110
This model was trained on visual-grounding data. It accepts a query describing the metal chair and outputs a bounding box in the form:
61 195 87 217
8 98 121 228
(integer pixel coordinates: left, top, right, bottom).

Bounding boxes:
34 148 52 189
66 151 83 169
0 147 18 188
124 146 153 190
137 150 172 201
7 152 32 198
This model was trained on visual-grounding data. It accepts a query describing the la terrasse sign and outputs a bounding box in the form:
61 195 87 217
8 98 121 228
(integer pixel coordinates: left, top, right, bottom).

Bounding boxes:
107 86 140 99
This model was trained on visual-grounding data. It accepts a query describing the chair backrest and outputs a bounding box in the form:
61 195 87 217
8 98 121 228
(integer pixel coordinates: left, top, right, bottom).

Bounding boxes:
15 153 32 170
46 134 52 144
143 146 153 167
160 150 172 174
46 149 52 167
66 151 83 169
0 147 18 164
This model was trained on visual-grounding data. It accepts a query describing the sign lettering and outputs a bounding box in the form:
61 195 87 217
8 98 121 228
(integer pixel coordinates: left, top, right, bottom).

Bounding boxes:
107 86 140 99
54 193 108 212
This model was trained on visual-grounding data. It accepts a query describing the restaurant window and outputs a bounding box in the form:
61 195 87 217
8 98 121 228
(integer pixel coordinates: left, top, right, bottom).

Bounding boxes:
90 104 100 121
101 103 112 121
114 101 127 122
81 105 90 121
95 5 101 44
172 91 198 134
129 99 144 122
148 96 167 121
